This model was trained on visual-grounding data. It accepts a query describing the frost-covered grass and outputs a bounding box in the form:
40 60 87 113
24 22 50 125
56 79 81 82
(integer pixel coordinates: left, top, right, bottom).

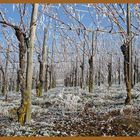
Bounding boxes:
0 83 140 136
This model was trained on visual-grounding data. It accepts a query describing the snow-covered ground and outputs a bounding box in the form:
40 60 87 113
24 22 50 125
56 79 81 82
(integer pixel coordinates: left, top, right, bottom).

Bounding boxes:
0 83 140 136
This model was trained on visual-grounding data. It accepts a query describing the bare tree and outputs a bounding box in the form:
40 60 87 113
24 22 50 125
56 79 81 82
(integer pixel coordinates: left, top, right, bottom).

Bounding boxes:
18 4 38 125
36 28 48 96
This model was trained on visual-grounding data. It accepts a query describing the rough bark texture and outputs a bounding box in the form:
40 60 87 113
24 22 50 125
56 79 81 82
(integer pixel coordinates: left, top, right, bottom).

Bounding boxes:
121 44 131 105
124 3 132 105
15 28 27 125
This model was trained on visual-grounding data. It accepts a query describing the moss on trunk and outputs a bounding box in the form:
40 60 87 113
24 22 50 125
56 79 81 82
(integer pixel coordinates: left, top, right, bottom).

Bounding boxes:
17 90 29 125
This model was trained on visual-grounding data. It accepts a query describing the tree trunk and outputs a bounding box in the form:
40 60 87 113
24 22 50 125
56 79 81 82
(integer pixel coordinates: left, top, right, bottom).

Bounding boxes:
48 69 52 89
118 58 121 85
52 69 56 88
108 54 112 88
36 28 48 96
88 31 94 93
16 70 20 92
136 58 139 83
0 72 2 93
86 69 89 86
18 4 38 125
44 65 49 92
88 56 93 93
124 3 132 105
0 67 6 95
80 39 85 88
98 58 101 86
44 47 49 92
25 4 38 124
16 28 27 125
4 45 10 101
74 56 78 87
133 56 136 86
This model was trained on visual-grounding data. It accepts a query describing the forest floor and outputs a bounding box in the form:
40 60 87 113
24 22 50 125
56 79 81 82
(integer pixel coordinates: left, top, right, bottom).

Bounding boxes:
0 83 140 136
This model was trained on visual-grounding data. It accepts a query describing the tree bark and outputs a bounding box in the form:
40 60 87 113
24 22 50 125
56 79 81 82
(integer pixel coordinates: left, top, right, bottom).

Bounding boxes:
4 44 10 100
0 66 6 95
108 54 112 88
80 38 85 88
118 58 121 85
74 56 78 87
44 47 49 92
16 28 27 125
124 3 132 105
88 31 94 93
98 58 101 86
25 3 38 124
36 28 48 96
18 4 38 125
88 56 93 93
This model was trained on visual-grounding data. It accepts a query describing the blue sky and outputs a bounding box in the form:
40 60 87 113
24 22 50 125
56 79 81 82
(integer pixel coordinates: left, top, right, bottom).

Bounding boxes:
0 4 140 79
0 4 111 29
0 4 139 58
